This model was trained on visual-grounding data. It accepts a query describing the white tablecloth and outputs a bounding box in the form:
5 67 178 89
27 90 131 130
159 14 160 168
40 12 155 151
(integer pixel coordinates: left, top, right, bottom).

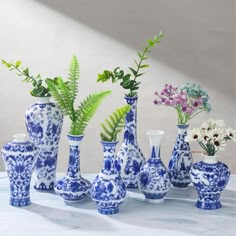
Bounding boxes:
0 173 235 236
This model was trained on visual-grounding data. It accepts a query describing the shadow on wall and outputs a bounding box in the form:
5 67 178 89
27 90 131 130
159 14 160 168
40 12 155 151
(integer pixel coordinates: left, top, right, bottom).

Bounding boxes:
36 0 235 97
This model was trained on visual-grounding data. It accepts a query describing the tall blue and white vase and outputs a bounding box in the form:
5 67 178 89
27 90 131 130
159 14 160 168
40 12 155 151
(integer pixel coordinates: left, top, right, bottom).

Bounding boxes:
190 155 230 210
91 141 126 215
54 134 91 202
25 97 63 191
168 124 193 188
138 130 170 203
1 134 37 207
116 96 145 188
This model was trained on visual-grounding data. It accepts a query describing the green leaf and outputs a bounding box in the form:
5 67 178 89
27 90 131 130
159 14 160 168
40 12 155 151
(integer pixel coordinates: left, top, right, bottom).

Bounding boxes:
134 60 139 67
136 73 144 77
129 67 137 76
23 68 29 76
140 64 149 68
15 61 21 68
100 104 131 142
148 40 154 46
137 52 143 59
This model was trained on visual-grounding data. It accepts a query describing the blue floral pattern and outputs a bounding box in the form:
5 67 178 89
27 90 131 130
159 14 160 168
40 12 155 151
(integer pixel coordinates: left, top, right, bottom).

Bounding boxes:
117 96 145 188
138 146 170 201
2 139 37 206
25 99 63 191
91 141 126 215
168 124 192 188
190 158 230 210
54 135 91 201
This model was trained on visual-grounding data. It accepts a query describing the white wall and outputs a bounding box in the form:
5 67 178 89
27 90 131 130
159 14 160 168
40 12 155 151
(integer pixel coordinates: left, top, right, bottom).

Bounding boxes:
0 0 235 173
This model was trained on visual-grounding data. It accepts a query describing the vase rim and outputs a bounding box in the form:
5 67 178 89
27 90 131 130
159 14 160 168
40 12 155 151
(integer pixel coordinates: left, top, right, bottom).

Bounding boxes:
124 95 138 100
36 96 51 103
146 130 165 136
100 140 119 144
176 123 189 126
201 153 218 158
67 133 84 138
13 134 27 143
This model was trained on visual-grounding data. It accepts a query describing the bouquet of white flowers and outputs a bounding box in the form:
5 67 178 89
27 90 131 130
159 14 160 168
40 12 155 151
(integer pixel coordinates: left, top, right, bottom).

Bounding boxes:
186 119 236 156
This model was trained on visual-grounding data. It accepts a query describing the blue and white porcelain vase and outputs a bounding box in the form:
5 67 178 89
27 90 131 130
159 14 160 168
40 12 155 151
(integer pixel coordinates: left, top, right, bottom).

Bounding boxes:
91 141 126 215
190 155 230 210
54 134 91 202
116 96 145 188
138 130 170 202
1 134 37 207
25 97 63 191
168 124 192 188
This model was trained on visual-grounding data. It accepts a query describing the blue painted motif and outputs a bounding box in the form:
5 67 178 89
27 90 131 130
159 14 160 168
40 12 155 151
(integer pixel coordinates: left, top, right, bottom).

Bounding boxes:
116 96 145 188
168 124 192 188
91 141 126 215
190 158 230 210
138 145 170 201
25 98 63 191
54 135 91 201
2 138 37 206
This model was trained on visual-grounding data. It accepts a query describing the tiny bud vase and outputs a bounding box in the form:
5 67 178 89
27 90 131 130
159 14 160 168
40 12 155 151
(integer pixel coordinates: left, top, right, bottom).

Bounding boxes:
25 97 63 191
190 155 230 210
168 124 193 188
1 134 37 206
91 141 126 215
138 130 170 202
116 96 145 188
54 134 91 202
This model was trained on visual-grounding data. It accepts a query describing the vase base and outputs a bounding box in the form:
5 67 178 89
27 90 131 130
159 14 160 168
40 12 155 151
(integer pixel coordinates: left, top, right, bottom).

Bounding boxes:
171 185 189 190
171 182 190 188
10 197 31 207
196 200 222 210
145 198 164 203
34 182 55 191
98 207 119 215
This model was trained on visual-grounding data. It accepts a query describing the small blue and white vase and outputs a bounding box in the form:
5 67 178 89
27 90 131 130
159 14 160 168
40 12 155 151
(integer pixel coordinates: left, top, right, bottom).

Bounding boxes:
116 96 145 188
138 130 170 203
168 124 193 188
54 134 91 202
190 155 230 210
25 97 63 191
1 134 37 207
91 141 126 215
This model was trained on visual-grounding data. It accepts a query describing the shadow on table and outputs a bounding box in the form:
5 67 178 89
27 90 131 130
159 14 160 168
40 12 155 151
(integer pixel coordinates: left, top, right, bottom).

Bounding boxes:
23 203 114 231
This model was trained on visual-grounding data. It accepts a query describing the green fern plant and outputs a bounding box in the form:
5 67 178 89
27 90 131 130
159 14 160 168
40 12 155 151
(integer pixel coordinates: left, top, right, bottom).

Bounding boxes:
46 55 111 135
100 105 131 142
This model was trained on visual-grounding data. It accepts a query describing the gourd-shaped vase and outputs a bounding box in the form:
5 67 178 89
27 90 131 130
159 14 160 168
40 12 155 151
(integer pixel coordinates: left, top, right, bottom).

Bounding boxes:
116 96 145 188
138 130 170 202
190 155 230 210
91 141 126 215
1 134 37 206
54 134 91 202
168 124 192 188
25 97 63 191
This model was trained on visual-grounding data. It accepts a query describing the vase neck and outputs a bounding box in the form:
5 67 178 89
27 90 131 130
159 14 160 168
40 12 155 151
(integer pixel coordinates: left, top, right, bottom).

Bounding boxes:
66 134 84 178
177 124 189 136
123 96 138 145
37 97 51 104
101 141 118 174
13 134 27 143
202 155 218 164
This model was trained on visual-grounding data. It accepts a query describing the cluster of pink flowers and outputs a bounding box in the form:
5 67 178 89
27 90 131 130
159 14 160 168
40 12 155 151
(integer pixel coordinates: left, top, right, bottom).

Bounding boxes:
154 84 203 115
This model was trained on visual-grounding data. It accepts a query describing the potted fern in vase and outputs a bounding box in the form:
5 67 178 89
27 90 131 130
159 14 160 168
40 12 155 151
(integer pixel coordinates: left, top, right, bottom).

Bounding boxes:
1 59 63 191
91 105 130 214
97 32 163 188
46 55 111 201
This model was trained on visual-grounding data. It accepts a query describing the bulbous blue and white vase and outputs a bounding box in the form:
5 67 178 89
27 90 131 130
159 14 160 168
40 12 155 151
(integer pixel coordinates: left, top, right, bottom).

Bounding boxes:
190 155 230 210
116 96 145 188
54 134 91 202
138 130 170 202
91 141 126 215
168 124 192 188
25 97 63 191
1 134 37 207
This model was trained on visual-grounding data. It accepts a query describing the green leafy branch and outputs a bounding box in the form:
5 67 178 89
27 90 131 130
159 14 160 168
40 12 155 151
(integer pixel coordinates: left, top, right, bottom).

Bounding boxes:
1 59 50 97
97 32 163 97
46 55 111 135
100 105 131 142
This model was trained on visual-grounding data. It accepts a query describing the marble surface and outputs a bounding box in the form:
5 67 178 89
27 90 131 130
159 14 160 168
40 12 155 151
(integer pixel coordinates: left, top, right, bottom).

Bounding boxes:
0 172 235 236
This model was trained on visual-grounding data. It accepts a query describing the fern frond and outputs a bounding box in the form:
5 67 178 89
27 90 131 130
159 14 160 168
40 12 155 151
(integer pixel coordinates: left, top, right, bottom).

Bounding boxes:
67 55 80 101
100 104 131 142
70 90 112 135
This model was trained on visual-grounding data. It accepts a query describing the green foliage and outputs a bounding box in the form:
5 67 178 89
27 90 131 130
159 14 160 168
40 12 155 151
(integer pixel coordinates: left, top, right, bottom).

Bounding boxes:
1 59 50 97
100 105 131 142
97 32 163 97
46 55 111 135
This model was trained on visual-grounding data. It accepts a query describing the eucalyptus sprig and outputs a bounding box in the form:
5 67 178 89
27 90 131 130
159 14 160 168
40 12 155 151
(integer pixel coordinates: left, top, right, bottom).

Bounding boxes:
1 59 50 97
100 105 131 142
97 32 163 97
